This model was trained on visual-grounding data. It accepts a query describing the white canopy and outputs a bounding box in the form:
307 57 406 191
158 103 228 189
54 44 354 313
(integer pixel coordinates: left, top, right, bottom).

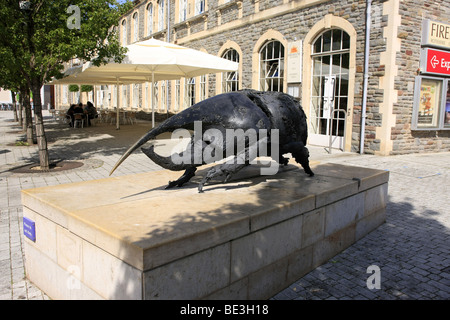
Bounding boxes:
50 38 239 128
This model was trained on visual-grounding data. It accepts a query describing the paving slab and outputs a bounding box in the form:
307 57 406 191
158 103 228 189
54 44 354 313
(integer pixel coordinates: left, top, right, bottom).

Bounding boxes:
0 110 449 300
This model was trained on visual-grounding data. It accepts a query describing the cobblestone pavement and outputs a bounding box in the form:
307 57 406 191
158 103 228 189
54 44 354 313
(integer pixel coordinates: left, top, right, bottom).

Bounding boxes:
0 110 448 300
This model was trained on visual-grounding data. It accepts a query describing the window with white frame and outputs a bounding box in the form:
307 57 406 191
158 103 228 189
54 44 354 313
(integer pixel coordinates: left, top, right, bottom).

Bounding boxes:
259 40 284 92
122 85 128 108
188 78 195 107
62 85 68 104
113 86 117 107
133 12 139 42
158 0 165 31
153 82 159 110
103 85 110 107
174 80 181 111
222 48 239 92
195 0 205 15
161 81 166 111
121 19 127 45
179 0 187 22
310 29 350 137
145 82 149 109
199 75 207 101
146 3 153 36
133 84 139 108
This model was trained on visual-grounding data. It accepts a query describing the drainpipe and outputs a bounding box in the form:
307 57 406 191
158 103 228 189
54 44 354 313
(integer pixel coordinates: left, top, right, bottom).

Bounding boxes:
166 0 171 119
360 0 372 154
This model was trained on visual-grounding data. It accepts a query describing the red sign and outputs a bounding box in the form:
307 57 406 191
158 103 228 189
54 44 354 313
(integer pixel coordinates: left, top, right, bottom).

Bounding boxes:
422 48 450 76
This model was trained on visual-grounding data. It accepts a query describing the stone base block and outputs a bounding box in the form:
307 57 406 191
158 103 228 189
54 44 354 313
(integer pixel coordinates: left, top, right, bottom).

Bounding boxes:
21 162 388 300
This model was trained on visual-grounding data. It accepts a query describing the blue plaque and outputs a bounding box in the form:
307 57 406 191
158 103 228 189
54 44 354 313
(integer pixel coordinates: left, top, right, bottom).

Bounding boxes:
23 217 36 242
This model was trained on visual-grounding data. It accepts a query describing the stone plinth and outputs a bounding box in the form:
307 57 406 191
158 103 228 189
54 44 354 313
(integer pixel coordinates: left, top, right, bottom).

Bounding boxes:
21 162 388 300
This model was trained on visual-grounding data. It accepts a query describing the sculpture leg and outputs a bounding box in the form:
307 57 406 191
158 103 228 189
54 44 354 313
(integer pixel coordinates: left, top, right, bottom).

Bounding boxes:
198 141 258 193
198 162 248 193
278 154 290 166
288 142 314 176
166 167 197 189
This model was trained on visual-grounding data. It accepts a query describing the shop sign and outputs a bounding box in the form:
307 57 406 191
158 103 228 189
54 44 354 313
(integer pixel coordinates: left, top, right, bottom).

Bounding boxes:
422 19 450 50
287 40 303 83
420 48 450 77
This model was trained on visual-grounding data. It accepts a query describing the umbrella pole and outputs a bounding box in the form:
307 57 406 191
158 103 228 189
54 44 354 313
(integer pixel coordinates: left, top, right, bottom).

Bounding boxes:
116 78 120 130
152 72 155 128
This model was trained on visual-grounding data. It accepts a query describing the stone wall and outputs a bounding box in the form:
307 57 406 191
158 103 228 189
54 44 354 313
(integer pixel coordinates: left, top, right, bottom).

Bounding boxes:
116 0 450 154
175 0 372 153
391 0 450 154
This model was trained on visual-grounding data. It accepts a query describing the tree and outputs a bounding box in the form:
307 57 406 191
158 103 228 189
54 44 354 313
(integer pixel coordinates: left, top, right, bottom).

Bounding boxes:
0 0 132 170
0 50 34 144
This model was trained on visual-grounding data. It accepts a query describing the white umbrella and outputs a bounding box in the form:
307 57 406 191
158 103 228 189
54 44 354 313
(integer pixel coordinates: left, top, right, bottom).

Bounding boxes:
52 39 238 129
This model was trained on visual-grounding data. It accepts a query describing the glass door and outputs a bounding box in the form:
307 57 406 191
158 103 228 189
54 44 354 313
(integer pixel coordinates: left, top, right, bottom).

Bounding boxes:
310 29 350 149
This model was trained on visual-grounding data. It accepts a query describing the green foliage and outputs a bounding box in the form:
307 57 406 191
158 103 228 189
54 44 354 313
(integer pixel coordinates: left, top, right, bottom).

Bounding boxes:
0 0 133 87
69 84 80 92
81 85 94 92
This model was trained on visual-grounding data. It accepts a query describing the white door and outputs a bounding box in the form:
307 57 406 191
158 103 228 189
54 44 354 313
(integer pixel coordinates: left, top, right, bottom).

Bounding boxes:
309 29 350 150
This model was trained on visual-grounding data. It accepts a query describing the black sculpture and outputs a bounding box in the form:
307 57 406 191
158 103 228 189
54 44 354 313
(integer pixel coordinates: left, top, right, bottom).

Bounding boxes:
110 90 314 192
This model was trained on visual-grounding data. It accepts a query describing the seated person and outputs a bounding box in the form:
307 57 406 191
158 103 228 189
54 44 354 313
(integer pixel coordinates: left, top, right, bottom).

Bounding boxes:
74 102 85 114
66 104 76 127
84 101 98 126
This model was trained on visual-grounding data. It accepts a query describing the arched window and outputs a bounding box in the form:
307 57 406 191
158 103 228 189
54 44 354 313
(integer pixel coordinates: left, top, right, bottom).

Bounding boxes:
121 19 127 45
259 40 284 92
132 12 139 42
146 3 153 36
310 29 350 137
222 48 240 92
158 0 165 31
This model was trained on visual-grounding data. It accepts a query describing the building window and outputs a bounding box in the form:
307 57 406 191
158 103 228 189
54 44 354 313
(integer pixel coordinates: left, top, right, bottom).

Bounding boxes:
199 75 207 101
195 0 205 15
179 0 187 22
153 82 159 110
158 0 165 31
310 29 350 137
222 48 239 92
412 77 450 130
122 85 128 108
62 85 68 105
259 40 284 92
146 3 153 36
133 84 139 109
132 12 139 43
161 81 166 111
174 80 181 111
113 86 117 107
188 78 195 107
121 19 127 45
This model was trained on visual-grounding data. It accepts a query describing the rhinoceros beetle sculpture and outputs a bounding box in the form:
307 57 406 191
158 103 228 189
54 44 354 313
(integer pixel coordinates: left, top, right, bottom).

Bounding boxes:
110 90 314 192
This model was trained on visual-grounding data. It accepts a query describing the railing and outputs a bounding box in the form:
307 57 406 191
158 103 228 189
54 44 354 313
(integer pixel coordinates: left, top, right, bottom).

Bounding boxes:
326 108 347 154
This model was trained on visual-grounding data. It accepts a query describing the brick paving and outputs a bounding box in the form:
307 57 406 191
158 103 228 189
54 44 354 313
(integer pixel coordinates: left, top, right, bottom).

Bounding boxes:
0 110 449 300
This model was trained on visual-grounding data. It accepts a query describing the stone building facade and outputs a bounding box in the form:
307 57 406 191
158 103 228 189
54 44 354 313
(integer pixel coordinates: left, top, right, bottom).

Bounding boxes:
54 0 450 155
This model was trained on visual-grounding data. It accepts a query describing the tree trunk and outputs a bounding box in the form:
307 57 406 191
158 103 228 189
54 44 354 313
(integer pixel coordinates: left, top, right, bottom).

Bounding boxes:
31 82 50 171
18 94 23 127
11 91 18 122
21 90 34 145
